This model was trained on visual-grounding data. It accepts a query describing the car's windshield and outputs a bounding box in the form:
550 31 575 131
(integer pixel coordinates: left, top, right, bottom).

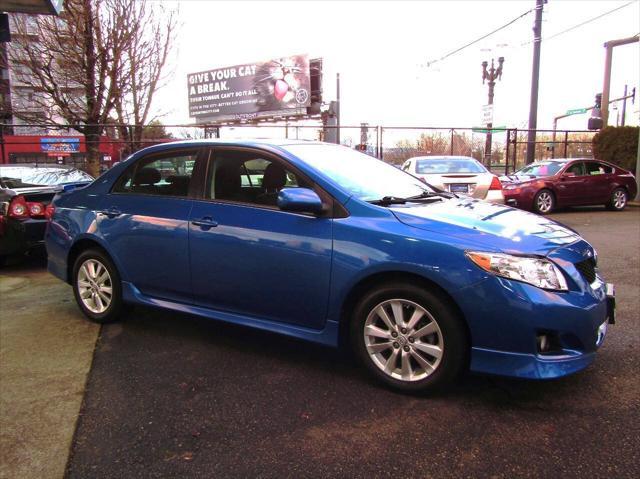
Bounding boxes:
416 158 486 174
284 144 433 201
515 161 564 177
0 166 93 188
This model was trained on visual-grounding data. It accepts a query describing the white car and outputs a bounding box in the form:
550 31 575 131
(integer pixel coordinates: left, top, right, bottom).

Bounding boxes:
401 156 504 203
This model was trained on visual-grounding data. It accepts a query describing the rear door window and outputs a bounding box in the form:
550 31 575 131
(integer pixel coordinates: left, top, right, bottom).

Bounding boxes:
585 162 612 175
113 151 199 197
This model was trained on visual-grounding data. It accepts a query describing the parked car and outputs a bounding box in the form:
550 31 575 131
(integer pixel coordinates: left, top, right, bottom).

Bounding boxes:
1 164 93 263
46 140 614 392
501 158 637 214
401 155 504 203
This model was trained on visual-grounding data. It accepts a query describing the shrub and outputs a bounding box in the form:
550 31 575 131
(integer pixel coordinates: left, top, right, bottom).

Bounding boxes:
592 126 639 171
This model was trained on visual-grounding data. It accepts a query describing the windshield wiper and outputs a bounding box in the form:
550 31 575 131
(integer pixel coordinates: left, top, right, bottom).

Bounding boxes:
407 190 458 200
369 194 445 206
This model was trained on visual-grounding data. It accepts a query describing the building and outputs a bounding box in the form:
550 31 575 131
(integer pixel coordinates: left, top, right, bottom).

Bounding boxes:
0 4 119 168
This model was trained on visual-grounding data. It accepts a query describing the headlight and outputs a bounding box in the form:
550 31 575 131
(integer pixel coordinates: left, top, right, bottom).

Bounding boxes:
466 251 568 291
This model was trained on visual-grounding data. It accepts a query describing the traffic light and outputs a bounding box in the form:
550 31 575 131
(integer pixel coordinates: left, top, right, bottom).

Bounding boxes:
588 93 604 130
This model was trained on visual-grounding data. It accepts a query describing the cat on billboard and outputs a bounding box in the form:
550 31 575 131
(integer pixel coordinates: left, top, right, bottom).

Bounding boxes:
253 55 310 112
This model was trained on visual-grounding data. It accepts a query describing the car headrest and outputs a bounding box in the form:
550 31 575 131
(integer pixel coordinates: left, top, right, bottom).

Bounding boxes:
134 167 161 186
262 163 287 191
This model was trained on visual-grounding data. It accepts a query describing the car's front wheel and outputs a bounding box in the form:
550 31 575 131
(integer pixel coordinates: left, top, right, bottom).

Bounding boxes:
72 248 123 323
533 189 555 214
607 187 628 211
350 282 467 393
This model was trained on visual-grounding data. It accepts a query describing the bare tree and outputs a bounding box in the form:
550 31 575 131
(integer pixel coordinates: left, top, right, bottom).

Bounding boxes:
9 0 176 176
114 1 176 156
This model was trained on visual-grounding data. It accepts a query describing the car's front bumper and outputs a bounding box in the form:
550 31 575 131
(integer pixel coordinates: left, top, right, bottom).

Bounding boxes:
452 272 611 380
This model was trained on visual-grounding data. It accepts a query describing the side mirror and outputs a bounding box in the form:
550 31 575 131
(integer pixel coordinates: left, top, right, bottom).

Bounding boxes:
277 187 325 215
563 172 576 177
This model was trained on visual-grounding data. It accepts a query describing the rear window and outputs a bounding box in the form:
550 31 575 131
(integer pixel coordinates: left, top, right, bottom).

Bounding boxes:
416 158 486 174
0 166 93 188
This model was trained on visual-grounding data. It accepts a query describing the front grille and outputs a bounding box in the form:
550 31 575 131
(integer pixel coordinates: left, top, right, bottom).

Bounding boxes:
575 257 597 284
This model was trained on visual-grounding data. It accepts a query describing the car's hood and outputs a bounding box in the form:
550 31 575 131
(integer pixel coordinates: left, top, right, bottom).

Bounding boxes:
390 197 580 255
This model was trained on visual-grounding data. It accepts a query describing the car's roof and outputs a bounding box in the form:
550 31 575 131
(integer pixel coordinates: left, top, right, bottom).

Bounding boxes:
529 158 592 164
144 138 327 148
409 155 478 161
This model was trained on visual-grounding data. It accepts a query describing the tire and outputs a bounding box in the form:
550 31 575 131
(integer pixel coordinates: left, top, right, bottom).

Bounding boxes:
533 189 555 214
350 282 468 393
607 187 628 211
72 248 123 323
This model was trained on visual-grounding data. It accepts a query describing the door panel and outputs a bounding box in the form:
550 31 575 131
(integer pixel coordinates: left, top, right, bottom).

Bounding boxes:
188 146 333 330
583 161 613 203
189 202 332 329
99 195 193 301
555 162 585 206
97 148 203 302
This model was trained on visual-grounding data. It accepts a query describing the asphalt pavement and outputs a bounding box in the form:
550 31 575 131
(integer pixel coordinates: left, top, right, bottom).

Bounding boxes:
2 207 639 478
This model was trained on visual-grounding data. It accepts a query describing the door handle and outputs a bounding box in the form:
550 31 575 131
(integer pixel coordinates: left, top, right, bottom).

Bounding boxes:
191 216 218 229
99 207 122 218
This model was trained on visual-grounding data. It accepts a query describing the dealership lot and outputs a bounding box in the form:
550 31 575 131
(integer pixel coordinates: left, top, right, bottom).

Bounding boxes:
1 207 639 478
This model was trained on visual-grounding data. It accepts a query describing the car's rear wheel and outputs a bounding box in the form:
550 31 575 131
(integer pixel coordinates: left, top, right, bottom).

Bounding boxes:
72 249 123 323
533 189 555 214
607 187 628 211
350 282 467 393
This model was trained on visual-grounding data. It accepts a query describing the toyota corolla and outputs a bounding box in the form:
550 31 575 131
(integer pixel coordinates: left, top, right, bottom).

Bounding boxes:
45 140 615 392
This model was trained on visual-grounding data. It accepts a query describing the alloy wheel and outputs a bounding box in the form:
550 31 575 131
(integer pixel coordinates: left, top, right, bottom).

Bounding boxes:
363 299 444 382
77 259 113 314
613 190 626 209
536 191 553 213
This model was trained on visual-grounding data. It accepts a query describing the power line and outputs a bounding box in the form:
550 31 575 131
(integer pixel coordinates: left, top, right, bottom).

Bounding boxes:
521 1 637 46
423 8 534 67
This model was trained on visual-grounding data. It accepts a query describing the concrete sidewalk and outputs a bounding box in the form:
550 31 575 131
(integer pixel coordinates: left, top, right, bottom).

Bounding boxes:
0 258 99 479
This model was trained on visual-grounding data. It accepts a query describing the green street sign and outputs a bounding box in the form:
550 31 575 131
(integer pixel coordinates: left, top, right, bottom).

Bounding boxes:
472 126 506 133
566 108 588 116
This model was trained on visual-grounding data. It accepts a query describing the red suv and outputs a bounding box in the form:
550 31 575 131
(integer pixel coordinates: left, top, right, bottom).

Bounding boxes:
501 158 637 214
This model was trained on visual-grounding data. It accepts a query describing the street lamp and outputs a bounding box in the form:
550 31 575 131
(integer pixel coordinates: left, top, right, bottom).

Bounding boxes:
481 56 504 166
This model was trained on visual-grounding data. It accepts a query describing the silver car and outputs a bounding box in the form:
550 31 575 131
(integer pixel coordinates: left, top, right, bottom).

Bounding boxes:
401 156 504 203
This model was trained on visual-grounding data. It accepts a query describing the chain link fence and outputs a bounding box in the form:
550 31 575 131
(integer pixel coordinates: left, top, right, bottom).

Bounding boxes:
0 123 596 175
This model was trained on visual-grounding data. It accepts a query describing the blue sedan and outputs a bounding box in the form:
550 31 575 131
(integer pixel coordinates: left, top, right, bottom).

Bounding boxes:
45 140 615 392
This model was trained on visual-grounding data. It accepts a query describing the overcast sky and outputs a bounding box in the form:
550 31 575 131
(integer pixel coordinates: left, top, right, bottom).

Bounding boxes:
155 0 640 134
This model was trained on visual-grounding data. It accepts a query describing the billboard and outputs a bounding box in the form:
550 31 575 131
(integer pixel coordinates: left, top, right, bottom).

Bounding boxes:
188 54 312 123
40 137 80 157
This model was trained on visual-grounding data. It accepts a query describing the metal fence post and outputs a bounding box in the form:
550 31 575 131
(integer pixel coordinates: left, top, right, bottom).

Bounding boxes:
563 131 569 158
512 128 518 173
505 129 511 175
450 129 454 155
380 128 384 161
0 126 5 164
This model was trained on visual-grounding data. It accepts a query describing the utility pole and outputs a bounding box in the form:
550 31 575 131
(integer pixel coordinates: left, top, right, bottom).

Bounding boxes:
621 84 628 126
601 35 639 126
481 57 504 166
525 0 544 164
336 73 341 145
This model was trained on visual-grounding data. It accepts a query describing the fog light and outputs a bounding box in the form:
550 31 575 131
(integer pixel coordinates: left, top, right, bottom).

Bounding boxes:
596 321 607 346
537 334 550 353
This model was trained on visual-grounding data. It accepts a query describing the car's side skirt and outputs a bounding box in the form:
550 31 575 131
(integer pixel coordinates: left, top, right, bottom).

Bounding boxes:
121 281 340 347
